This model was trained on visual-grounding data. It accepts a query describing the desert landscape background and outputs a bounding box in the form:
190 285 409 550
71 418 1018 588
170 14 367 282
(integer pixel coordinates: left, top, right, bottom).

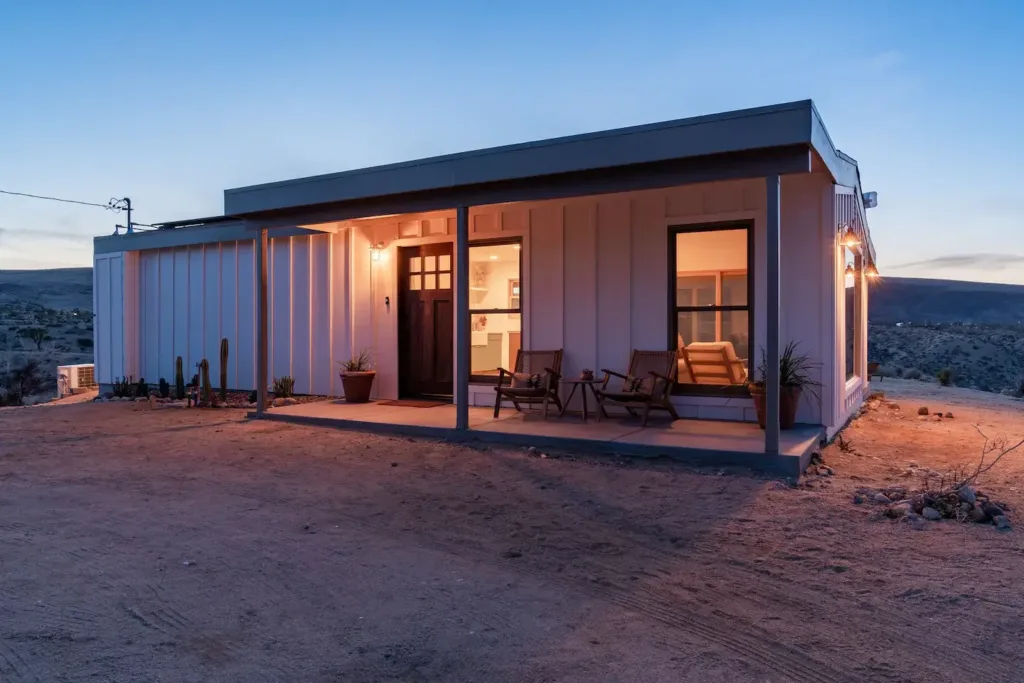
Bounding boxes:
1 268 1023 400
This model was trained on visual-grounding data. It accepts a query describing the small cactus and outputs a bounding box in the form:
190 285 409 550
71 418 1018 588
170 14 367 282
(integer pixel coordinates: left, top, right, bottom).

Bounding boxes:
219 338 229 401
158 378 170 399
174 356 185 400
135 377 148 398
199 359 212 406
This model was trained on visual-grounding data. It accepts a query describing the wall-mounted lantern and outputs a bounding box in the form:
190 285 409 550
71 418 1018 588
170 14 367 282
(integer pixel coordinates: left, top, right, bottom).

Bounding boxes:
369 241 386 262
840 226 861 248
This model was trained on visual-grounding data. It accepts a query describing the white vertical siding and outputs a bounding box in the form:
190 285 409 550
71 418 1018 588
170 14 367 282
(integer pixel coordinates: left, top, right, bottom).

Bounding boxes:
132 233 344 393
93 252 125 384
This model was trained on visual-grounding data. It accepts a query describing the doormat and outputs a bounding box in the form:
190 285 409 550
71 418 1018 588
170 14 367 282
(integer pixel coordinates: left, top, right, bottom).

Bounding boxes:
378 399 448 408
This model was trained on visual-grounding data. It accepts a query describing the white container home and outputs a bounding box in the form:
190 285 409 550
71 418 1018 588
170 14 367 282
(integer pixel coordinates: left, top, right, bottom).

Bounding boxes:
93 100 878 476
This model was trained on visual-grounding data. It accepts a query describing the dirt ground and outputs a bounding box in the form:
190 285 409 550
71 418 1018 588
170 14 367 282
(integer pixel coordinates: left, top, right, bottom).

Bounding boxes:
1 381 1022 683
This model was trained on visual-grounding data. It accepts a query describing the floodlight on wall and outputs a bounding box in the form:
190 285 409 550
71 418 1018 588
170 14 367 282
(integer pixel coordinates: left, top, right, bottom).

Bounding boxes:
840 227 861 248
369 241 385 261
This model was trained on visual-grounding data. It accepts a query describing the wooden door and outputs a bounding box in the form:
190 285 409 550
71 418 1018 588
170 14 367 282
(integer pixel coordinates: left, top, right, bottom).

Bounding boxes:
398 243 454 398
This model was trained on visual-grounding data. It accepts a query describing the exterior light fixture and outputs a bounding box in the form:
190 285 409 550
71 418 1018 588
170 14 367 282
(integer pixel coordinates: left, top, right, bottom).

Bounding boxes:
841 227 861 248
845 263 857 277
369 241 385 261
864 263 880 278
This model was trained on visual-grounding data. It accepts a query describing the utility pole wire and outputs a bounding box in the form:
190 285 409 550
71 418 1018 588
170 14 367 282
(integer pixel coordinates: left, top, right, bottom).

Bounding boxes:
0 189 116 210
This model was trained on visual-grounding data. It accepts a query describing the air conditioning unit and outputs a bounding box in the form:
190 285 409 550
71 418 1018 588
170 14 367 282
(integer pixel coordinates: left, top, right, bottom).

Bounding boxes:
57 364 97 398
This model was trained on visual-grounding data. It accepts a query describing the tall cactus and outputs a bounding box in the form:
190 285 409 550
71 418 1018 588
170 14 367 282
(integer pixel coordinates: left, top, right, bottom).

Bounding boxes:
219 338 229 401
174 356 185 400
199 359 212 405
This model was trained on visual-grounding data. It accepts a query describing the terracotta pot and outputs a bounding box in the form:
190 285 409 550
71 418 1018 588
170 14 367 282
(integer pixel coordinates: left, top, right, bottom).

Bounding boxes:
340 371 376 403
748 383 802 430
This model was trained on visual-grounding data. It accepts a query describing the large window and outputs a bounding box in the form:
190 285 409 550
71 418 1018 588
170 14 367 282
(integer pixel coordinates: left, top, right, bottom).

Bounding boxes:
844 247 860 381
469 240 522 380
670 224 752 390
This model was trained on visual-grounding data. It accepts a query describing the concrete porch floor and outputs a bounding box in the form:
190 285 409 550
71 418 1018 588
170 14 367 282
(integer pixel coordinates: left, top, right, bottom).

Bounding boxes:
251 401 822 477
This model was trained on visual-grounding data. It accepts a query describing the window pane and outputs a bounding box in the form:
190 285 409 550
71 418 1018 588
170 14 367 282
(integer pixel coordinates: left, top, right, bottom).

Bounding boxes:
409 274 421 290
439 254 451 271
470 313 520 376
424 273 436 290
409 257 422 273
677 311 718 347
721 310 750 364
439 273 451 289
424 255 436 272
845 247 858 380
469 242 521 310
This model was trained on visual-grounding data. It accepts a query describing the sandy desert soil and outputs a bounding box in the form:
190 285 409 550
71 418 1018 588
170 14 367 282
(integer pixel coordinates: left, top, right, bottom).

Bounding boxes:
0 381 1022 682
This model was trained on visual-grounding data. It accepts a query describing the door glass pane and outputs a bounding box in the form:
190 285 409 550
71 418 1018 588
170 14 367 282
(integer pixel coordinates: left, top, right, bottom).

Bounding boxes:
424 255 436 272
439 254 451 271
439 273 451 289
409 274 421 291
425 273 436 290
409 257 422 273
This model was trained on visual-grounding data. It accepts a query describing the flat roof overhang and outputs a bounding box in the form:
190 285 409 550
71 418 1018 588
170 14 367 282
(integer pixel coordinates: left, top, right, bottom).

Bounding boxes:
224 100 841 223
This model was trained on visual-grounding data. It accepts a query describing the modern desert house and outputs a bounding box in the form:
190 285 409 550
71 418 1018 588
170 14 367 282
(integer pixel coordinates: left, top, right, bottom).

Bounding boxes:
93 100 878 476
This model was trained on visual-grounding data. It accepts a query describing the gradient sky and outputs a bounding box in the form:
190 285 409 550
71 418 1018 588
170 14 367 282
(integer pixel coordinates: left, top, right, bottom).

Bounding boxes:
1 1 1022 283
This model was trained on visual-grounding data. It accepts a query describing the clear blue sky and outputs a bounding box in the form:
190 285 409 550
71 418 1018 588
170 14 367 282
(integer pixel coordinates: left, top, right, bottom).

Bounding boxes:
1 0 1021 283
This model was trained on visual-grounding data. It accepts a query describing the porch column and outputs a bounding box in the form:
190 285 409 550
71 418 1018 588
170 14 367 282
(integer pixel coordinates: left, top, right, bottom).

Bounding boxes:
765 175 781 453
455 206 470 430
255 227 269 416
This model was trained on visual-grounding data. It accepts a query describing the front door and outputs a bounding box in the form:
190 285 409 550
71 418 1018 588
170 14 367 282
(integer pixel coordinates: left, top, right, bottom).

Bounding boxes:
398 243 454 398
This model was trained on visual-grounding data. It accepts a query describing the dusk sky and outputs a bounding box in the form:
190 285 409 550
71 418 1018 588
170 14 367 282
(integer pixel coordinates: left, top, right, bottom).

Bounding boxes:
1 1 1022 283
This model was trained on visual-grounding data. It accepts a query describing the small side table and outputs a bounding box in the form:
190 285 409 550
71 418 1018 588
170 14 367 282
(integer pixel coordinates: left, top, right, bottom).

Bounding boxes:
560 378 603 423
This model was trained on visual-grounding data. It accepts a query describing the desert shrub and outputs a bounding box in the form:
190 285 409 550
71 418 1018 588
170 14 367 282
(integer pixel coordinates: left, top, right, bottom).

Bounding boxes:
936 368 953 386
158 378 171 399
902 368 924 380
272 376 295 398
0 359 44 406
77 338 93 349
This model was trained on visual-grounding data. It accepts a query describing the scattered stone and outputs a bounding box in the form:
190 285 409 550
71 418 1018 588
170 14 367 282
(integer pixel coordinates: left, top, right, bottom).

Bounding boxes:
810 452 823 465
885 401 901 410
908 460 919 468
540 453 549 459
932 414 944 421
527 446 538 454
886 504 909 519
958 486 977 505
390 462 398 467
874 492 892 504
501 549 523 559
917 406 929 416
282 397 299 406
922 507 942 521
902 513 927 530
817 466 833 476
853 494 865 505
944 412 954 419
960 501 973 513
993 516 1012 531
271 397 285 407
182 559 196 567
917 415 929 422
981 503 1005 519
967 508 988 524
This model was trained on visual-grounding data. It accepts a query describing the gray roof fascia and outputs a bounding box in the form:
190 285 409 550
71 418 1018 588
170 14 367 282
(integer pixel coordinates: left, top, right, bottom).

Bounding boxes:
224 100 816 215
92 222 316 254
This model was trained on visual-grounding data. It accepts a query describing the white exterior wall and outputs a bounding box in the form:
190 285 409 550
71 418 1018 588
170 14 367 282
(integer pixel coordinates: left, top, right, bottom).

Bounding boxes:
832 186 870 434
349 173 839 428
93 251 138 384
132 233 350 395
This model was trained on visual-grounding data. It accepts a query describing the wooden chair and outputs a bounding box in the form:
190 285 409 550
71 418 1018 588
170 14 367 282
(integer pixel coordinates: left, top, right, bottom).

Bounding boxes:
494 349 563 419
594 350 679 426
678 341 747 386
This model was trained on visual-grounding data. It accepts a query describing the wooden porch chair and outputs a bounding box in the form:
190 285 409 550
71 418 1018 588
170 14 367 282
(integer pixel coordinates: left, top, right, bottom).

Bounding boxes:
493 349 563 419
594 350 679 426
678 341 747 386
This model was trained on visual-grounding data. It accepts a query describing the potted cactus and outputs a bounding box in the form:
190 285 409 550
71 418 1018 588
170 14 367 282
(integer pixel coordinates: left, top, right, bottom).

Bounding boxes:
338 349 375 403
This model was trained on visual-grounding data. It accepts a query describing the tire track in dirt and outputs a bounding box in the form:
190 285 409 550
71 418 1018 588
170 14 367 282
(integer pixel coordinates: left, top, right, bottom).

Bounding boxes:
0 640 41 683
320 511 858 683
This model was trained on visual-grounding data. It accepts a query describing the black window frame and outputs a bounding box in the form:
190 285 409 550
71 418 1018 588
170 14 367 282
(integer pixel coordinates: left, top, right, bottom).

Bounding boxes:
667 220 755 397
467 237 524 384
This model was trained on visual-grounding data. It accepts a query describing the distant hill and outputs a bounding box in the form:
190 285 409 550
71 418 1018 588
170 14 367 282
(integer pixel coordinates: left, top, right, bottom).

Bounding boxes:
868 277 1024 325
0 268 93 311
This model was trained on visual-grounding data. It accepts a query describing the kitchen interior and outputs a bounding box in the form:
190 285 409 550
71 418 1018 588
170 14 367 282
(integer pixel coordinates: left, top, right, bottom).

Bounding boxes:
469 242 521 376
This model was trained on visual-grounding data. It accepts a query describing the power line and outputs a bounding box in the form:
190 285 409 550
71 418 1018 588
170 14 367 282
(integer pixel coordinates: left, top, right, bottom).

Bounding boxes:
0 189 125 211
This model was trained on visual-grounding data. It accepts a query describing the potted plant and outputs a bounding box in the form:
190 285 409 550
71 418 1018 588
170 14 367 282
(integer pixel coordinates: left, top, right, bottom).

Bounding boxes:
339 349 375 403
748 342 820 430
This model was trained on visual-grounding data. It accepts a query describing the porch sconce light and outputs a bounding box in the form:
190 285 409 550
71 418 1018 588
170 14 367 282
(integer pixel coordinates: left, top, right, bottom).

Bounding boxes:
864 263 880 279
845 263 857 277
840 227 861 248
369 241 385 262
